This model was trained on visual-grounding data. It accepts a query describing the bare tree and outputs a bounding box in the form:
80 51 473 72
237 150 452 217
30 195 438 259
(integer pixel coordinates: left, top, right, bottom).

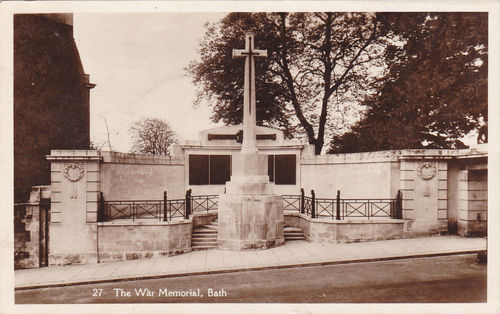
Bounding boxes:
129 118 178 155
100 115 113 151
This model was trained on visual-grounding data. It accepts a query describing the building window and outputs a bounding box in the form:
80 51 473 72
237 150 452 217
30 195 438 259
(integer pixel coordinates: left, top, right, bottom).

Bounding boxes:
268 154 296 185
189 154 231 185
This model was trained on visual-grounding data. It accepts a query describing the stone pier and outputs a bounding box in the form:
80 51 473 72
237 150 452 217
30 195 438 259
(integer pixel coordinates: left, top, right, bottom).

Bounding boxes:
218 153 284 250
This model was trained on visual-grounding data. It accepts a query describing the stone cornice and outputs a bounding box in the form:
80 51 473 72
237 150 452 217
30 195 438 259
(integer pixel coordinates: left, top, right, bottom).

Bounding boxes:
47 150 102 161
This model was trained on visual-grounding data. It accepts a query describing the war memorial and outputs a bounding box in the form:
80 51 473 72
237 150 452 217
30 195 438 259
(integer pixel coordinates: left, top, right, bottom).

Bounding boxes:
16 33 487 268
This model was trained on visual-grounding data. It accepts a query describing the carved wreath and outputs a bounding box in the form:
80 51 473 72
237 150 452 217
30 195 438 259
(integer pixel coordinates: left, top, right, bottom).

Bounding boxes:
416 162 436 180
63 163 85 182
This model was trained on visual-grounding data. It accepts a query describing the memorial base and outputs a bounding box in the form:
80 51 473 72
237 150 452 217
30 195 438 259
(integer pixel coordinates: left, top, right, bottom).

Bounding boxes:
218 192 284 250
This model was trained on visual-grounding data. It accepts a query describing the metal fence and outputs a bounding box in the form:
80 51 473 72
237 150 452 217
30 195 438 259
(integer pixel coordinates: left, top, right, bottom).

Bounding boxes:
282 189 403 220
98 188 403 222
98 190 219 222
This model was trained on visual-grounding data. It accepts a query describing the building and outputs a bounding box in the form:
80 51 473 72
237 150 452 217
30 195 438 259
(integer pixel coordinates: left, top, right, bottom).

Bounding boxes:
14 13 94 203
14 13 95 268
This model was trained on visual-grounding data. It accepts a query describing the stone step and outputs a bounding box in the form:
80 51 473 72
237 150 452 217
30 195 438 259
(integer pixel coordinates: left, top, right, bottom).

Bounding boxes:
284 233 305 237
193 240 217 244
192 235 217 239
192 245 218 248
192 240 218 245
192 239 217 243
285 233 304 237
284 236 306 240
284 227 303 232
192 245 218 250
283 225 305 241
191 221 218 250
192 238 216 242
193 227 217 233
192 234 217 239
284 230 303 234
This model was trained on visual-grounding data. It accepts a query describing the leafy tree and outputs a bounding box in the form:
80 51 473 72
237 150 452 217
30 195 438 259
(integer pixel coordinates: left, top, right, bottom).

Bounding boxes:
129 118 178 155
187 13 392 154
329 12 487 153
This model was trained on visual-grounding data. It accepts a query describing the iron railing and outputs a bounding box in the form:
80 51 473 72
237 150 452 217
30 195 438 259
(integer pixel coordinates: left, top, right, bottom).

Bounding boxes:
98 189 403 222
98 190 219 222
191 194 218 214
281 189 403 220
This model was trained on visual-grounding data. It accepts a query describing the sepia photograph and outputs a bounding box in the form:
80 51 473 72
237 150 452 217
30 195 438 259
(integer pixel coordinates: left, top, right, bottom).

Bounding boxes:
1 1 498 313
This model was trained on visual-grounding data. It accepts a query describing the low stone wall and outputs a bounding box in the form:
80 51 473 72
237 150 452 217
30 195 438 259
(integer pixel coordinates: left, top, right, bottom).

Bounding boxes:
97 220 192 263
285 213 404 243
14 186 51 269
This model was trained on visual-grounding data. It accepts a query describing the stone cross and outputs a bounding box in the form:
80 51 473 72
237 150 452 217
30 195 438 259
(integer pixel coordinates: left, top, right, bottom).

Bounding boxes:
233 33 267 153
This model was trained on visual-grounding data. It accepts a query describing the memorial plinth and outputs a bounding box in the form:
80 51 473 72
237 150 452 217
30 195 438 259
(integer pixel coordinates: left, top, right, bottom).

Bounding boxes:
218 153 284 250
217 33 284 250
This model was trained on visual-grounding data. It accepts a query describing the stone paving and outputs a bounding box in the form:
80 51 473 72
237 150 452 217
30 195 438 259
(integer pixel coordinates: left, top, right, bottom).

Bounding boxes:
15 235 487 289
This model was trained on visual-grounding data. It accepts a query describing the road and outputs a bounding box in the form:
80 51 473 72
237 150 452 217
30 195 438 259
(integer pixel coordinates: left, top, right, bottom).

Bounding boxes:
16 254 486 303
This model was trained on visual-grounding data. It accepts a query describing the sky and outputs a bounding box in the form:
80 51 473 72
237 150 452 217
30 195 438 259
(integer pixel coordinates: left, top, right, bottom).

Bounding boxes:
74 13 227 152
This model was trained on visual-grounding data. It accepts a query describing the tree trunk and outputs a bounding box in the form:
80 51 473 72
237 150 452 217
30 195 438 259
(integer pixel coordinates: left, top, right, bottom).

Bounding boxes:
313 138 324 155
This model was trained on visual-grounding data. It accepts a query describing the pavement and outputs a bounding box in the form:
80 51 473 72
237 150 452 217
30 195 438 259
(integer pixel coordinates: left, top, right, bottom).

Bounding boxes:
15 235 487 290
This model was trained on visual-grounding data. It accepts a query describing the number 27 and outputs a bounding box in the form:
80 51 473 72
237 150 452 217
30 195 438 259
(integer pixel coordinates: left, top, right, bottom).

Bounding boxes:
92 288 103 297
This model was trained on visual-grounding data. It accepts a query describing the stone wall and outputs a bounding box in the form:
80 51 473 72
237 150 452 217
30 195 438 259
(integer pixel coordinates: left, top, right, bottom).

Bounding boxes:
14 186 51 269
43 146 487 266
100 151 185 200
97 220 192 263
284 213 403 243
300 151 400 199
14 203 39 269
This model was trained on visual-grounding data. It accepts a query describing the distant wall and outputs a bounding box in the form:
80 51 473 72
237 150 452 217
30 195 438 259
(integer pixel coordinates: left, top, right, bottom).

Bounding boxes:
300 151 401 199
100 152 185 200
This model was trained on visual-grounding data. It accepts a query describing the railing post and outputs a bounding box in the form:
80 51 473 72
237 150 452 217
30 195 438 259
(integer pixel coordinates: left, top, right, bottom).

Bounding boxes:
98 192 105 222
300 188 305 214
132 201 135 222
185 189 191 219
163 191 168 222
336 190 341 220
311 189 316 218
396 190 403 219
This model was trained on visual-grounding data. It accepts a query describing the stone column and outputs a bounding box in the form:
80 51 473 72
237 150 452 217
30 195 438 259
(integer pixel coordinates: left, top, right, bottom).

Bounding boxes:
457 168 487 236
47 150 102 265
400 158 447 236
